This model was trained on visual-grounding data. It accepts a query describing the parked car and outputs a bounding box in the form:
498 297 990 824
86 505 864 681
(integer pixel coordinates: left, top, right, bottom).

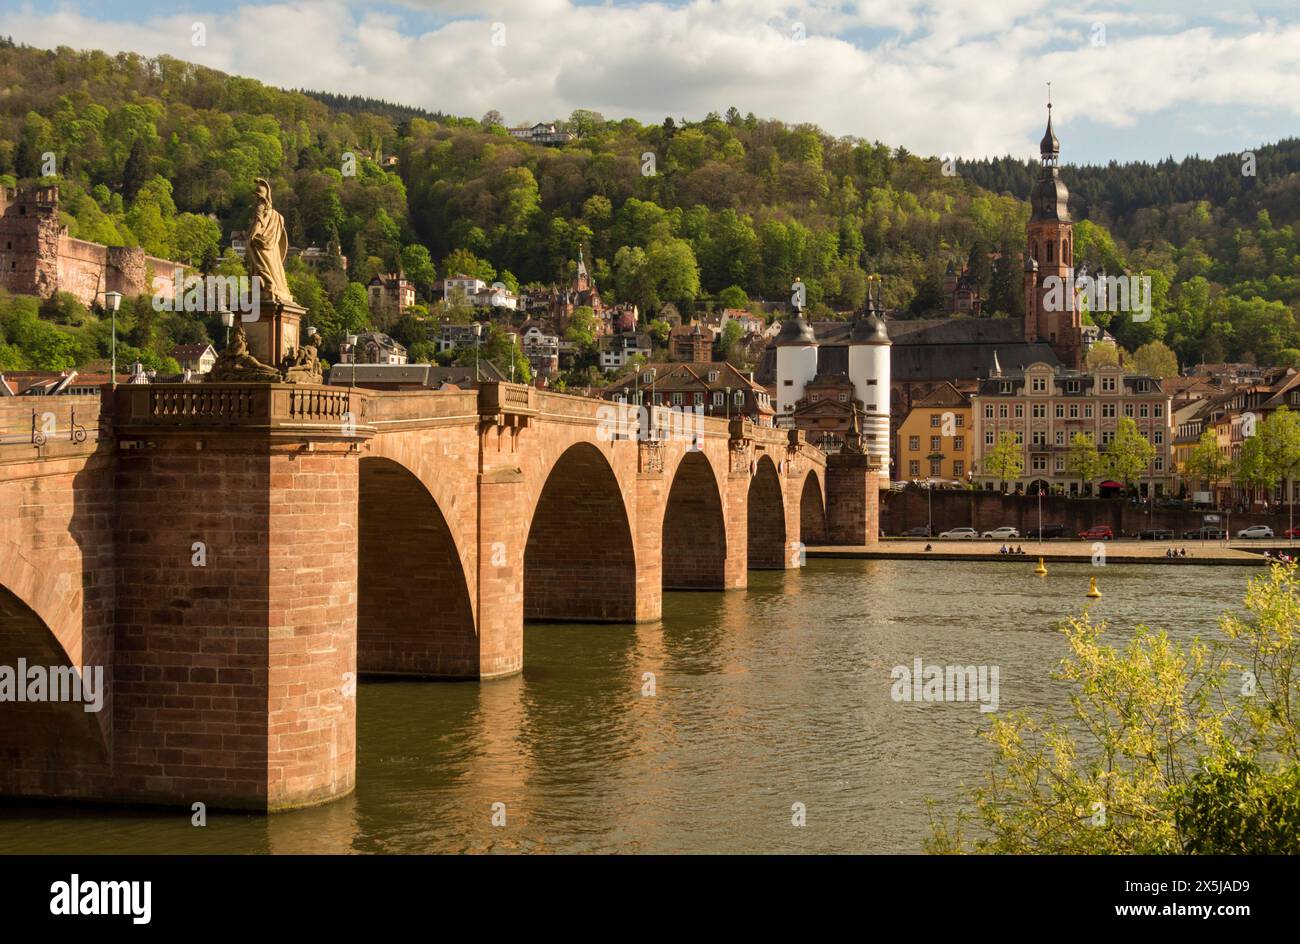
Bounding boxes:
1078 525 1114 540
982 526 1020 539
1237 525 1274 539
899 526 931 537
938 527 978 540
1184 527 1227 540
1285 527 1300 539
1137 528 1176 540
1023 523 1066 539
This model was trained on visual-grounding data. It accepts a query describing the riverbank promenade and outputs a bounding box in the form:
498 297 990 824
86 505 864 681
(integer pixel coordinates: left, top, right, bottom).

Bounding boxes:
808 539 1281 565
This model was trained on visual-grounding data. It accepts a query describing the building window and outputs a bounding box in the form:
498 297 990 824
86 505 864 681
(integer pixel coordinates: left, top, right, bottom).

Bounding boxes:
998 405 1008 419
1055 404 1065 418
909 460 920 477
712 392 724 406
1124 404 1134 418
838 392 847 402
734 392 744 405
1066 380 1080 393
955 415 964 427
930 436 942 451
1015 431 1024 444
930 414 941 427
1155 457 1164 472
1101 430 1114 445
1014 405 1024 418
985 405 994 419
954 436 965 450
1032 404 1046 418
694 392 704 406
1154 430 1164 445
1103 404 1116 418
930 459 942 476
1031 376 1046 392
1032 431 1046 445
672 392 683 406
1055 456 1065 472
909 436 920 451
1055 431 1065 446
953 460 964 477
1084 405 1093 418
1139 403 1149 418
985 430 995 446
1000 381 1013 394
1069 404 1079 419
1101 376 1117 392
1154 404 1163 417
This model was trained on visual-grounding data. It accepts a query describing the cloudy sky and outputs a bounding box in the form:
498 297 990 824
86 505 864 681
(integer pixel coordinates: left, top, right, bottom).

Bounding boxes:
2 0 1298 164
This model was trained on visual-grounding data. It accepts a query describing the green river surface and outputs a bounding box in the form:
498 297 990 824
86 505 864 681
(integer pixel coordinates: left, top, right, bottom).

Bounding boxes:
0 559 1254 854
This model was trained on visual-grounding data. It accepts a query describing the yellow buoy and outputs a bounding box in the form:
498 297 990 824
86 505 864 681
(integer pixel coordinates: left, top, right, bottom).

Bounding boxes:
1086 576 1102 598
1034 557 1048 576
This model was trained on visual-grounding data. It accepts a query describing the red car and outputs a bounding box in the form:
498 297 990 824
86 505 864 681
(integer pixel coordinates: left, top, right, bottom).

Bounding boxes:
1079 525 1114 540
1286 527 1300 539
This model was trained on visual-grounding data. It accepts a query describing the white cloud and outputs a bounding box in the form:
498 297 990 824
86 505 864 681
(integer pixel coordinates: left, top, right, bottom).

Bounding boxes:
3 0 1299 160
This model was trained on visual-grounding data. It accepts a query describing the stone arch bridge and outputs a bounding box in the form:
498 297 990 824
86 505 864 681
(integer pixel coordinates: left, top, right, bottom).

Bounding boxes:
0 383 878 811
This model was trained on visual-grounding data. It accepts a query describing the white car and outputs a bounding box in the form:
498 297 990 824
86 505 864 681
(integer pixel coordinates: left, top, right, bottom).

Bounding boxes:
982 526 1020 539
939 527 978 540
1237 525 1274 539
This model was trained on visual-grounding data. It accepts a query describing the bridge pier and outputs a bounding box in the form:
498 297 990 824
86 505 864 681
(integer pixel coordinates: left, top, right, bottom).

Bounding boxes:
825 452 882 545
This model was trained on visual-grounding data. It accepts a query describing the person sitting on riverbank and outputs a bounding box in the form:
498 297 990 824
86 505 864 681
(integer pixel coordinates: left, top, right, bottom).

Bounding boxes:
1180 548 1188 557
924 543 933 552
999 544 1008 555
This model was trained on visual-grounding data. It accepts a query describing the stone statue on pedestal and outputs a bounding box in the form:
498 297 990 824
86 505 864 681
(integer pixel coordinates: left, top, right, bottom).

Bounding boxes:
206 319 282 383
282 328 323 385
247 178 294 306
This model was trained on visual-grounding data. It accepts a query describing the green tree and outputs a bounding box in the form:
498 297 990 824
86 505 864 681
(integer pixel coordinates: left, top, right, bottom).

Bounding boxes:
1130 340 1178 378
985 430 1024 492
1104 417 1157 494
717 284 749 309
563 305 598 354
929 561 1300 854
1066 432 1103 493
1233 433 1275 501
1183 428 1231 497
1261 407 1300 521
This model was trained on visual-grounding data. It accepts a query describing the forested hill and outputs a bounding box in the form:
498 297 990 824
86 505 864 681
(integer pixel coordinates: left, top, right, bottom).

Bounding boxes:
2 39 1300 378
959 139 1300 236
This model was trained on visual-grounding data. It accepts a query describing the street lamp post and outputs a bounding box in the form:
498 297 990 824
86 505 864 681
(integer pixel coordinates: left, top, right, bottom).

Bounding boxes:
472 322 483 383
103 291 122 385
648 367 658 442
221 310 234 348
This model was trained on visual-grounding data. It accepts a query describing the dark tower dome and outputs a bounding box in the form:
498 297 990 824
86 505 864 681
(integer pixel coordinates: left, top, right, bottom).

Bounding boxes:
1040 110 1060 158
850 310 891 345
775 315 817 346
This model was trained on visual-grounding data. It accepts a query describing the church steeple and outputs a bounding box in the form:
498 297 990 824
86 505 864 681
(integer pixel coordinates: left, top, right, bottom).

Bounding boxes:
1023 85 1081 370
1040 84 1059 165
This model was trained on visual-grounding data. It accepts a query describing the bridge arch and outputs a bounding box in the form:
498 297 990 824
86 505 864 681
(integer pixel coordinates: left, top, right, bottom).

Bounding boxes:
662 449 727 589
524 441 637 621
357 456 477 677
0 544 107 759
747 454 787 569
800 469 828 545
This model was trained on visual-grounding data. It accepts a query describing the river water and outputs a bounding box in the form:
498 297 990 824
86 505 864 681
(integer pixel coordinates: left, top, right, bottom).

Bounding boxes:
0 559 1253 854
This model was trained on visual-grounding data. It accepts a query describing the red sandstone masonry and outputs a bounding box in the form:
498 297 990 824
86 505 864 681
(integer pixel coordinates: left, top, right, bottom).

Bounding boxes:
0 383 865 811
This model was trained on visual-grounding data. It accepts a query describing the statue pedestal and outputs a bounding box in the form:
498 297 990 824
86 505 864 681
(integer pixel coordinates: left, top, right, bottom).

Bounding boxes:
243 301 304 368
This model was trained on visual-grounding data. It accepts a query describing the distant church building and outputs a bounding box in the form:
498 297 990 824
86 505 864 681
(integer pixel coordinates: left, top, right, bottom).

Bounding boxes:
1023 101 1083 371
765 100 1085 483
